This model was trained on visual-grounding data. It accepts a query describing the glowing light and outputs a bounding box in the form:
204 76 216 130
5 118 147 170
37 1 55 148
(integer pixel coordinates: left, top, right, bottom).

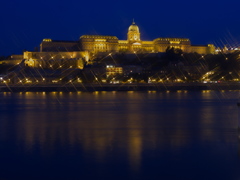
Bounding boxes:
170 41 180 44
77 78 82 83
43 39 52 42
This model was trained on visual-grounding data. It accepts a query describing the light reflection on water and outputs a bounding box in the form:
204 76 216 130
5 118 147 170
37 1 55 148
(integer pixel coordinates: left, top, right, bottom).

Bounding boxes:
0 91 240 179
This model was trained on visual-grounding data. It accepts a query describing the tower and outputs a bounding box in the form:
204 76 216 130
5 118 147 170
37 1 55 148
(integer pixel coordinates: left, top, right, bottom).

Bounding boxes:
127 20 141 42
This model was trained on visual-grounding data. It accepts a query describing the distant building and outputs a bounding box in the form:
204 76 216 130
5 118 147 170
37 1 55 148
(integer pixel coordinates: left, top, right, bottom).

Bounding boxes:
77 21 215 54
106 65 123 77
2 21 215 68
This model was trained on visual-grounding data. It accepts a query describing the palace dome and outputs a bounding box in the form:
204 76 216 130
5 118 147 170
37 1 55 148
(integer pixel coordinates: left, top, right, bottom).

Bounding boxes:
128 21 139 32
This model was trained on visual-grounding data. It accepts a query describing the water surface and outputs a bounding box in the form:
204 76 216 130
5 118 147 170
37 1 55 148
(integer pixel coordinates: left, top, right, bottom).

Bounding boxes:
0 91 239 180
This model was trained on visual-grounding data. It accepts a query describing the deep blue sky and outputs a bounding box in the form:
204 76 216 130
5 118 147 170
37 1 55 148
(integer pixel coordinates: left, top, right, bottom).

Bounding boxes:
1 0 240 56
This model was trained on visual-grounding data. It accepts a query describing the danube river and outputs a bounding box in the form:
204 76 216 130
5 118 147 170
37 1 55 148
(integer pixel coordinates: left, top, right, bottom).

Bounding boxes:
0 91 240 179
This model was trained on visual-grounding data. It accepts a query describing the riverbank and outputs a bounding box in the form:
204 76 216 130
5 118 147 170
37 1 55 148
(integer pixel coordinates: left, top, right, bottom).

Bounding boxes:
1 82 240 92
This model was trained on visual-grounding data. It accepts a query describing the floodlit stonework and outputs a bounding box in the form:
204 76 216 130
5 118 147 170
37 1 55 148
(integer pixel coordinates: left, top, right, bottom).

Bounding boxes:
77 20 215 54
2 21 215 68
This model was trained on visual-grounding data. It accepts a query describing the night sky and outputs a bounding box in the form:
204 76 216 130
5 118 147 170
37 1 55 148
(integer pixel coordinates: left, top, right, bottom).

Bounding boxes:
1 0 240 56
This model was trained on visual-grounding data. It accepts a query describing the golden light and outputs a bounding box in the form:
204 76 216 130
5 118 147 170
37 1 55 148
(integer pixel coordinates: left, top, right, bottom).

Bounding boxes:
77 78 82 83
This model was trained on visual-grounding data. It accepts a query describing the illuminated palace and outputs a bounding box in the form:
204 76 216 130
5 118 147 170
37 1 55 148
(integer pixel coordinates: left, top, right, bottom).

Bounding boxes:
79 21 214 54
7 21 215 68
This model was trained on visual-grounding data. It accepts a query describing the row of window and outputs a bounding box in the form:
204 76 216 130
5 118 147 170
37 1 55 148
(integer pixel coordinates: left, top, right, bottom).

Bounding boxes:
154 38 190 42
80 35 118 40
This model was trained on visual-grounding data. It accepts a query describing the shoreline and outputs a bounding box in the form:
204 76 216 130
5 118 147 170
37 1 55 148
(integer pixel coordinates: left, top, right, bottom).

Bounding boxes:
1 82 240 92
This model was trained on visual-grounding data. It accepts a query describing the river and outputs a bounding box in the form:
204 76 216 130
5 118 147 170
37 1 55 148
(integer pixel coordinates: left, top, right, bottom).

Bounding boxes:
0 91 239 179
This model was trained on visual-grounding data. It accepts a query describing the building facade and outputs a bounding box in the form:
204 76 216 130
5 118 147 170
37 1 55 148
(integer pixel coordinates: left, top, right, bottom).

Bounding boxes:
2 21 215 68
77 21 215 54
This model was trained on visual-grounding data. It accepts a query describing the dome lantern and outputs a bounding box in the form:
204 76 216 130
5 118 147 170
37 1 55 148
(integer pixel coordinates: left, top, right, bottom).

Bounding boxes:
127 20 141 41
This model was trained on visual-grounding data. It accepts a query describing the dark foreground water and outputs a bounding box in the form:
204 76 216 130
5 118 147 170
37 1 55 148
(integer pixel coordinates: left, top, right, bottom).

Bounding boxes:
0 90 240 180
